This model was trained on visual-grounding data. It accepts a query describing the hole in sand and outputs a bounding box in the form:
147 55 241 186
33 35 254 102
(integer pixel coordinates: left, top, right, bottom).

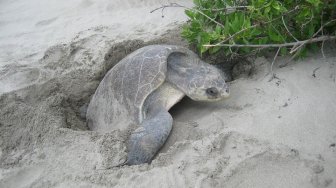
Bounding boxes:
157 97 205 154
62 33 189 132
54 40 147 131
159 95 228 155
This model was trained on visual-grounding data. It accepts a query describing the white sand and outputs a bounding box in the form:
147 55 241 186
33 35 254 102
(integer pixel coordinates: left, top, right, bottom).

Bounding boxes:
0 0 192 93
0 0 336 188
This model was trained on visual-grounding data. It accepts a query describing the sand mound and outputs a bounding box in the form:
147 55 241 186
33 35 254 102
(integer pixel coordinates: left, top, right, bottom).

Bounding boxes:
0 0 192 64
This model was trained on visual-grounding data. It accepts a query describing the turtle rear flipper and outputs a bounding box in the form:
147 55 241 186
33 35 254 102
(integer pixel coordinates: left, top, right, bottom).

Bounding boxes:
126 109 173 165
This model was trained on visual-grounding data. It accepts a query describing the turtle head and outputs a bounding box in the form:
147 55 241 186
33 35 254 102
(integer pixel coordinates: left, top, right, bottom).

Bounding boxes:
183 64 230 101
167 52 230 102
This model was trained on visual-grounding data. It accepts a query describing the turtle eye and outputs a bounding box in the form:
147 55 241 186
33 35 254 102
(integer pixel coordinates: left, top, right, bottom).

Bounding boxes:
206 87 219 97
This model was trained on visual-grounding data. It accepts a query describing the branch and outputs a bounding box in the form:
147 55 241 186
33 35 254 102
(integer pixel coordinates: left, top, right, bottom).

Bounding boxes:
278 47 302 68
203 35 336 48
282 16 298 42
150 2 236 50
271 47 281 72
150 3 224 27
199 6 250 12
290 19 336 53
212 6 300 46
150 3 185 18
279 16 335 68
150 3 182 14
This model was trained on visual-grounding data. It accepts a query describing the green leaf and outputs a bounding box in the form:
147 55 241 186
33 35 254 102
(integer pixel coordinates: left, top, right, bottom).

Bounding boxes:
223 16 231 34
209 46 221 54
200 32 210 44
231 14 243 33
210 32 219 41
215 25 222 34
250 28 262 36
268 29 282 42
193 0 201 6
272 2 281 11
190 21 201 32
305 0 321 7
244 18 251 28
200 45 208 54
259 37 269 44
185 10 195 19
264 7 271 14
307 24 315 37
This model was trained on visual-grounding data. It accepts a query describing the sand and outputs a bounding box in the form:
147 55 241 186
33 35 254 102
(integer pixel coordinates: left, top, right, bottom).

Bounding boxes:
0 0 336 187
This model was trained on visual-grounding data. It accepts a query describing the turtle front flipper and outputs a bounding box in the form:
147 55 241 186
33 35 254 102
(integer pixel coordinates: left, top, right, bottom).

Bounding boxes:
126 110 173 165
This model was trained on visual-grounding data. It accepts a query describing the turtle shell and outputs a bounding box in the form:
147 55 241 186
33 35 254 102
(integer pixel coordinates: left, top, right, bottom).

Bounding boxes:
86 45 194 133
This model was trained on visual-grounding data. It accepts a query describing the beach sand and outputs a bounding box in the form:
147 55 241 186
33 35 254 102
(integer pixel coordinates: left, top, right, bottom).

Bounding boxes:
0 0 335 187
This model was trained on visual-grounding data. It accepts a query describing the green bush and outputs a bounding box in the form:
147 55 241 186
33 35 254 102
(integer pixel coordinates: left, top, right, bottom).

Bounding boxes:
181 0 336 59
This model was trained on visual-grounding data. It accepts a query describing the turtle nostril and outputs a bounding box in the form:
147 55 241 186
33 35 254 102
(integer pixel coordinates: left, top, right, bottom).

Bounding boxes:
206 87 218 97
225 87 229 93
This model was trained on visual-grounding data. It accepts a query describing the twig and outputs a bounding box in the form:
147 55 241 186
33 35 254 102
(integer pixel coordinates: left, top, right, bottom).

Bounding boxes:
282 16 298 41
212 6 300 46
204 35 336 48
271 47 281 72
270 23 286 43
268 73 280 82
312 67 320 78
268 47 281 82
321 11 326 60
290 19 336 53
321 34 328 65
150 3 225 27
150 2 236 51
200 6 250 12
301 14 314 30
150 3 181 14
278 48 302 68
320 11 330 66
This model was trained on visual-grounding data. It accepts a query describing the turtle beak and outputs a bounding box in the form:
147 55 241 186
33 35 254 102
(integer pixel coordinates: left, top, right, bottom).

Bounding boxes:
224 86 230 97
221 84 230 99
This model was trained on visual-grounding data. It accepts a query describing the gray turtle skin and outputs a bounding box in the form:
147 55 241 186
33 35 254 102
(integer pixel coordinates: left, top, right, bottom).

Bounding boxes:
86 45 230 165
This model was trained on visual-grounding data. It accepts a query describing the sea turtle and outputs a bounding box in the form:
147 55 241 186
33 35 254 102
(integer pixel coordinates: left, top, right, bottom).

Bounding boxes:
86 45 230 165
